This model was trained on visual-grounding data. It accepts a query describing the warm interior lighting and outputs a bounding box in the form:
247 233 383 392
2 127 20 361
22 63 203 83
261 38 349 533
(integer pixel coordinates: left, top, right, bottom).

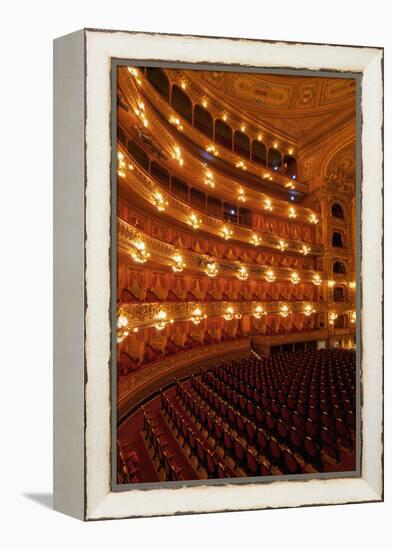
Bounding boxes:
238 188 246 202
313 274 322 286
187 213 202 230
169 115 183 130
278 239 288 252
191 307 206 325
236 160 246 170
237 265 249 281
131 240 150 264
202 98 208 108
222 113 228 122
265 269 276 283
117 150 133 178
350 311 356 324
285 181 295 190
264 198 273 211
154 309 169 331
349 281 356 289
253 305 266 319
273 142 278 149
117 312 129 343
152 190 168 211
329 312 338 326
127 67 139 77
220 226 233 240
290 272 300 284
310 213 319 224
288 148 294 155
172 254 186 273
172 145 184 166
240 124 246 133
289 206 297 218
304 304 315 317
204 169 215 187
205 261 218 278
181 81 187 90
206 145 219 156
223 306 241 321
280 304 290 318
250 233 262 246
257 134 263 142
328 280 335 288
301 244 311 255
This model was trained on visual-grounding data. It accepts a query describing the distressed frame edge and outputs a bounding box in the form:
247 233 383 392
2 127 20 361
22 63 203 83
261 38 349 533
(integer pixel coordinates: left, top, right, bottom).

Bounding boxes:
82 30 383 521
53 29 86 521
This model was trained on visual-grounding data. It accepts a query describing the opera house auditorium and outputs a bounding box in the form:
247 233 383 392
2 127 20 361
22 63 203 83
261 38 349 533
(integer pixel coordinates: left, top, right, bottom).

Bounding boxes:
116 66 357 484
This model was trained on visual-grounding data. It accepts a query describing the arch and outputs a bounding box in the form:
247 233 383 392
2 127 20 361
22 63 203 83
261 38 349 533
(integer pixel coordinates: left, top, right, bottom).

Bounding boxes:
283 154 297 178
214 119 233 150
194 104 213 138
146 67 169 100
127 138 149 171
251 140 267 165
333 260 347 274
171 85 192 123
234 131 250 158
332 231 344 248
331 202 345 219
268 148 282 172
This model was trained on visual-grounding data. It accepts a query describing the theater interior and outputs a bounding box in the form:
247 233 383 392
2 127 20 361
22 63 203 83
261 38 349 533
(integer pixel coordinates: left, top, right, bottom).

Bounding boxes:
115 65 357 484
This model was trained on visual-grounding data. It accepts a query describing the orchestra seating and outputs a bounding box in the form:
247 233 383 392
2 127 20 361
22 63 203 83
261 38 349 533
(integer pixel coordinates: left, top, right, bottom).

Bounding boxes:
117 348 356 482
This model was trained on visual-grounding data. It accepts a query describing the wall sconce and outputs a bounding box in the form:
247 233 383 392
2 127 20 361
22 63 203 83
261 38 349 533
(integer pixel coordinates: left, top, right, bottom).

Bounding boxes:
303 304 315 316
205 261 218 278
265 269 276 283
152 190 168 212
191 307 206 325
329 312 338 326
237 265 249 281
290 272 300 284
312 274 322 286
238 188 246 202
131 240 150 264
264 198 273 211
289 206 297 218
154 310 173 331
220 226 233 240
172 254 186 272
301 244 311 255
278 239 288 252
310 213 319 224
280 304 290 318
187 213 202 229
250 233 262 246
253 305 266 319
171 145 184 166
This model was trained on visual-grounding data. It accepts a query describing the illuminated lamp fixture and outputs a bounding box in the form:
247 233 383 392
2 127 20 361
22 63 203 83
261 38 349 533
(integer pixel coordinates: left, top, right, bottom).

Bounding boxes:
301 244 311 255
152 190 168 212
310 213 319 224
205 261 218 278
202 98 208 108
290 272 300 285
223 306 235 321
206 145 219 156
265 269 276 283
220 226 233 240
264 198 273 211
285 181 295 190
349 281 356 289
312 274 322 286
288 206 297 218
257 134 263 142
250 233 262 247
191 307 206 325
117 150 127 178
328 280 335 288
238 188 246 202
253 305 266 319
171 145 184 166
131 239 150 264
237 265 249 281
169 115 183 130
236 160 247 170
273 142 278 149
187 213 202 230
350 311 356 324
222 113 228 122
303 304 315 317
240 124 246 133
116 313 129 343
172 253 186 273
154 309 172 331
280 304 290 318
288 148 294 155
134 102 149 127
181 80 187 89
204 169 215 188
329 312 338 326
278 239 288 252
127 67 139 77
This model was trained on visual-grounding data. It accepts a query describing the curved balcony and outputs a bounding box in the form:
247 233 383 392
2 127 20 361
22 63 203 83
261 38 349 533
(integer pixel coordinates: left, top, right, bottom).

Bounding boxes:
117 145 324 256
118 67 317 209
117 218 323 284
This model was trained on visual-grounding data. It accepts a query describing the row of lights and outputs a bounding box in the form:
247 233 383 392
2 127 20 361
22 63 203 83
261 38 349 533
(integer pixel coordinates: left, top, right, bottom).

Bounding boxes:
129 241 323 286
118 304 355 342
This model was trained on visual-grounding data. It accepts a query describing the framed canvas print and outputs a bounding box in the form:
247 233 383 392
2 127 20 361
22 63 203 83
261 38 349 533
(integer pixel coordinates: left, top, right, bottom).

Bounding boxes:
53 29 383 520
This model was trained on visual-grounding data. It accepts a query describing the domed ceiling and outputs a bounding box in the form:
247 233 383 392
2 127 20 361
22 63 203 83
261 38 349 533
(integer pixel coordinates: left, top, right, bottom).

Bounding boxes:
179 69 356 148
